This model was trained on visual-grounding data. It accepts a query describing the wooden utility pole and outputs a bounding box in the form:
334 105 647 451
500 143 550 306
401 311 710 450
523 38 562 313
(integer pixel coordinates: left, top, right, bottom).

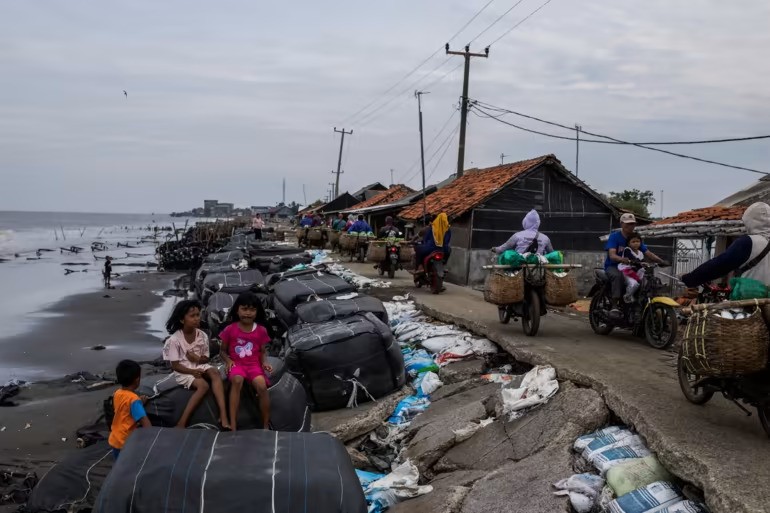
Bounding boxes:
500 153 508 165
390 168 394 186
575 124 582 177
446 44 488 178
333 127 353 197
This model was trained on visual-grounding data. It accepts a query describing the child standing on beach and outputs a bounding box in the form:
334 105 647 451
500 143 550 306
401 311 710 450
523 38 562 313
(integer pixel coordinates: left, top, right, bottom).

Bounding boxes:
109 360 151 459
163 300 230 429
220 292 273 431
103 256 112 288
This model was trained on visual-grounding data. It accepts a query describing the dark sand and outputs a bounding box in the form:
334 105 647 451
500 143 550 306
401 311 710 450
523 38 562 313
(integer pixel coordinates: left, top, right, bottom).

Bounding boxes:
0 271 181 483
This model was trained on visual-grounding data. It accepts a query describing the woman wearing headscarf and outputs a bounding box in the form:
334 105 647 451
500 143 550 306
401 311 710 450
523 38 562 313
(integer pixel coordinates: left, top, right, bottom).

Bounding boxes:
415 212 452 268
682 202 770 288
492 209 553 256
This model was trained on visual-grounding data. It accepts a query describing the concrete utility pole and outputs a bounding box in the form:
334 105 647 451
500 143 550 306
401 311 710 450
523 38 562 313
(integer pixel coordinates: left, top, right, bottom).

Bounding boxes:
415 90 430 224
500 153 508 165
575 124 582 178
390 168 394 186
446 44 489 178
333 127 353 198
282 178 286 204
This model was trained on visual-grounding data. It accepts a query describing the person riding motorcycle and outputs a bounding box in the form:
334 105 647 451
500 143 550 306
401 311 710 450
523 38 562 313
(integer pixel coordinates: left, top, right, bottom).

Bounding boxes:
414 212 451 270
379 216 400 238
491 209 553 256
682 202 770 291
604 213 667 316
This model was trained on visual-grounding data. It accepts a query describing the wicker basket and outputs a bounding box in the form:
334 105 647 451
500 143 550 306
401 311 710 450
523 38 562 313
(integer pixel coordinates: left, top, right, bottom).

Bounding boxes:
307 228 323 242
681 307 769 377
295 228 305 240
399 243 415 263
328 231 340 246
367 241 387 262
339 233 355 250
544 271 578 306
484 271 525 305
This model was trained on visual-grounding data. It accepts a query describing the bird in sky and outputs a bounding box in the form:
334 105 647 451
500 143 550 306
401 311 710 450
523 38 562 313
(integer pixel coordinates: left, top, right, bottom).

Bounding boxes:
123 90 127 98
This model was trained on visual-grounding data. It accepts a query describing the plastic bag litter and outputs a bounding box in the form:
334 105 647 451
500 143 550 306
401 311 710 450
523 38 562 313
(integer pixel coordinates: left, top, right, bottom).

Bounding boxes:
452 418 494 443
415 371 443 396
500 365 559 418
388 395 432 426
657 500 709 513
574 426 625 451
403 349 439 378
435 337 498 366
606 455 673 497
358 460 433 513
607 481 682 513
481 373 517 384
552 473 605 513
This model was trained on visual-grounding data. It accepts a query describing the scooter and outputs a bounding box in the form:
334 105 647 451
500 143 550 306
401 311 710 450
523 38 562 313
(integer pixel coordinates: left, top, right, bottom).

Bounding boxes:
497 265 547 337
377 242 401 279
413 250 446 294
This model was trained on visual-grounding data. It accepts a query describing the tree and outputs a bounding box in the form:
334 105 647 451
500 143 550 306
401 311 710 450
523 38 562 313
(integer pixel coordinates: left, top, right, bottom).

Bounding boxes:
607 189 655 218
309 199 324 208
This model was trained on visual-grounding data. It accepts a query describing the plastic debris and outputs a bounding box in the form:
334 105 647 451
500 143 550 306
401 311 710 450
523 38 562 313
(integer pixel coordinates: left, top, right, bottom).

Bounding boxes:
500 365 559 419
388 395 432 426
357 460 433 513
552 473 605 513
415 371 443 396
481 373 517 384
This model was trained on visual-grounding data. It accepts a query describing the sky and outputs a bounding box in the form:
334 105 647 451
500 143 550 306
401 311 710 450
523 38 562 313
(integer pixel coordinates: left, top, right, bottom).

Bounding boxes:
0 0 768 216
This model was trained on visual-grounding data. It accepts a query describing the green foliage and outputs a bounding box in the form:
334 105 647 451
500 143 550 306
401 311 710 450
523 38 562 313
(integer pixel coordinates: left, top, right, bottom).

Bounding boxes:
607 189 656 218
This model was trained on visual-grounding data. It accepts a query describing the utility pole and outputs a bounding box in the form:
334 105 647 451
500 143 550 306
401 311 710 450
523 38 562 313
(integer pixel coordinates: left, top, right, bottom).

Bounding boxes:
575 124 582 178
660 189 664 219
415 90 430 224
328 182 336 202
302 184 307 206
390 168 394 186
282 178 286 204
500 153 508 165
333 127 353 197
446 44 489 178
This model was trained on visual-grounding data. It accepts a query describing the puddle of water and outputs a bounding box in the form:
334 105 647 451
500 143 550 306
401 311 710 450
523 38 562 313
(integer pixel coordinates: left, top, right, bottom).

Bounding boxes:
145 293 180 337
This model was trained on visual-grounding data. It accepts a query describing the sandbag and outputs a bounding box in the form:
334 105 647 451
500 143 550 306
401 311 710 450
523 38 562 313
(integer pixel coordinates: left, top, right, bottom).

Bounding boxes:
607 481 682 513
137 358 310 432
285 313 406 411
251 253 312 273
201 270 265 305
296 294 388 324
203 249 245 264
95 428 366 513
25 442 114 513
203 291 268 337
606 455 673 497
273 272 356 310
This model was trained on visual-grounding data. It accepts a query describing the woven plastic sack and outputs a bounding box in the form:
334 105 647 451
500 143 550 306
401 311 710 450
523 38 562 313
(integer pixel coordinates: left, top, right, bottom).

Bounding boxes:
498 250 525 267
606 455 673 497
729 276 768 300
545 251 564 265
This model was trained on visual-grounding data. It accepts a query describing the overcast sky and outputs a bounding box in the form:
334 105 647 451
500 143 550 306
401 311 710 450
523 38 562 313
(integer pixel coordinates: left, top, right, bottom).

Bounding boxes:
1 0 768 215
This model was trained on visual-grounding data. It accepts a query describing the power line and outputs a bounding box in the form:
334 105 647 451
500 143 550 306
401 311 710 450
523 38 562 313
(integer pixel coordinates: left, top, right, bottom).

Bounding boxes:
473 100 770 145
467 0 527 45
340 0 498 126
408 123 460 185
398 109 459 184
471 103 769 175
426 124 462 181
487 0 555 47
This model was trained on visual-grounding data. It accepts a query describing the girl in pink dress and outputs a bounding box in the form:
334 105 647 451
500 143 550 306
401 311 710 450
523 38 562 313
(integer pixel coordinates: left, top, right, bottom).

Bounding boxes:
220 292 273 430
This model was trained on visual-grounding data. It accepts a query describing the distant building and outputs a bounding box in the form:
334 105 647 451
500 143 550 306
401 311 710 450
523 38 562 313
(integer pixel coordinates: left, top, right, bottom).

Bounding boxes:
212 203 234 217
350 182 387 202
269 204 295 219
251 206 271 215
203 199 218 217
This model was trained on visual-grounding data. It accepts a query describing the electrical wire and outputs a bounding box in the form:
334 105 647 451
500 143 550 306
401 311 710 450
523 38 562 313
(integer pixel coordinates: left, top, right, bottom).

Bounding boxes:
487 0 555 47
426 124 461 181
473 100 770 145
408 123 461 185
339 0 498 126
471 103 769 175
467 0 527 45
398 109 459 184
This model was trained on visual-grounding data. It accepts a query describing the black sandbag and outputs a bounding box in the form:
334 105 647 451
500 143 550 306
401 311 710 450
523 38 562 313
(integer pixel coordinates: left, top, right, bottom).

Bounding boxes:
296 294 388 324
195 262 246 286
203 291 269 337
137 359 310 432
203 249 245 264
272 272 356 310
248 242 306 255
286 313 406 411
95 428 366 513
25 442 113 513
201 270 265 305
272 295 298 329
265 266 326 288
251 253 313 273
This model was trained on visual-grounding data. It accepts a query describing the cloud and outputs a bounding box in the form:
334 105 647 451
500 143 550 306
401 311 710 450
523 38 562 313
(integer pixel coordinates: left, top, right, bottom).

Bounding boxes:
0 0 768 214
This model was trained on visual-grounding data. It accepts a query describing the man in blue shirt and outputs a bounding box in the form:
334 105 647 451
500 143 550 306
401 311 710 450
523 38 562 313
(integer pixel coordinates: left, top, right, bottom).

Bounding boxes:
604 213 666 315
299 215 313 227
348 215 373 234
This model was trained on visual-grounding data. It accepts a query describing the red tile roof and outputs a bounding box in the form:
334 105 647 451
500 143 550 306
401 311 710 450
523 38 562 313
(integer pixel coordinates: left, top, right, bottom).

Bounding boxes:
350 184 414 210
398 155 553 220
653 206 746 225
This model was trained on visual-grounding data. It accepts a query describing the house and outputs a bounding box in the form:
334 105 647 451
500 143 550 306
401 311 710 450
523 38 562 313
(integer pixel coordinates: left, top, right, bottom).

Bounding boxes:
716 176 770 207
350 182 388 202
251 206 271 215
397 154 656 291
318 192 360 217
344 185 414 231
269 204 296 219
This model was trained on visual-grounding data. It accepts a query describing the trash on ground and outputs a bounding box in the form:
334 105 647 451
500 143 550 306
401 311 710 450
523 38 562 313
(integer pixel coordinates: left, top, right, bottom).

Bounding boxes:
356 460 433 513
501 365 559 419
552 473 605 513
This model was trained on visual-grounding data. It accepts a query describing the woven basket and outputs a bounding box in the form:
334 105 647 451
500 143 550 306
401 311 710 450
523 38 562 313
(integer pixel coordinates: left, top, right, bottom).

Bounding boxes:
328 231 340 246
295 228 305 240
398 243 415 263
307 228 323 242
367 241 387 262
681 307 769 377
544 271 578 306
339 233 355 250
484 271 525 305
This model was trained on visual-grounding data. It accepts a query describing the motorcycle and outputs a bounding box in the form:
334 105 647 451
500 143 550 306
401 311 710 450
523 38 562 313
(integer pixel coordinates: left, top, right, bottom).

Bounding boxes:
497 264 547 337
678 350 770 437
588 263 679 349
413 250 446 294
377 242 401 279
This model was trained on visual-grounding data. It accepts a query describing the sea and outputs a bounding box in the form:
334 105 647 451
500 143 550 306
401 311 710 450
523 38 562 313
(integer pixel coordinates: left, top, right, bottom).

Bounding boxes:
0 211 198 347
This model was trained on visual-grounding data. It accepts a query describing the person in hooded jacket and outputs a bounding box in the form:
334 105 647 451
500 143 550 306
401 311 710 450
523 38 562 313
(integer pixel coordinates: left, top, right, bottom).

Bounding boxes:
414 213 451 269
492 209 554 256
682 202 770 289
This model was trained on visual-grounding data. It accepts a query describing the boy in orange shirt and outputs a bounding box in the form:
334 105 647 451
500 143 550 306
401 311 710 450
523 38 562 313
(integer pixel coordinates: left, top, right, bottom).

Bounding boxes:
108 360 151 459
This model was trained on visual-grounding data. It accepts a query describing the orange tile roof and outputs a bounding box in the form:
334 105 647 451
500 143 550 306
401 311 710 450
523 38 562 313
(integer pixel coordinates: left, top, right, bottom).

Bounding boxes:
350 184 414 210
398 155 553 220
653 206 746 225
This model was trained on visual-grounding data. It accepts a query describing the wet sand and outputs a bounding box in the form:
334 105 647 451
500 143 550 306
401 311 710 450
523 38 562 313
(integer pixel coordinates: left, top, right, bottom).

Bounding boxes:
0 271 181 481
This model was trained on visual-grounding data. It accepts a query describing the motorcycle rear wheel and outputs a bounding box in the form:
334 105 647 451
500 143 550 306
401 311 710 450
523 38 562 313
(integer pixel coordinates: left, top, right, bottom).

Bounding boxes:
758 405 770 438
589 294 614 336
388 267 396 279
498 306 511 324
677 347 714 405
521 289 540 336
